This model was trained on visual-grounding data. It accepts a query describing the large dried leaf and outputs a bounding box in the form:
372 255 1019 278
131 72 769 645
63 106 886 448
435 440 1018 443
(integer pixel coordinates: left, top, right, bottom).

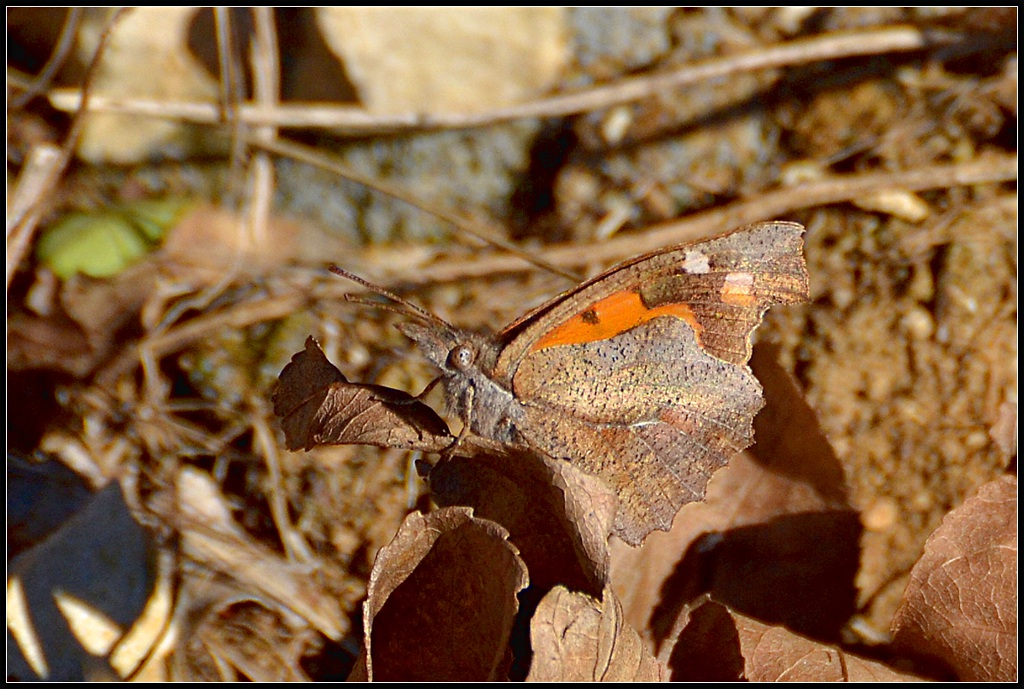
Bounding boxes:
891 474 1017 681
7 308 94 376
355 507 529 681
428 449 616 597
669 599 922 681
611 345 858 647
272 336 451 452
527 585 665 681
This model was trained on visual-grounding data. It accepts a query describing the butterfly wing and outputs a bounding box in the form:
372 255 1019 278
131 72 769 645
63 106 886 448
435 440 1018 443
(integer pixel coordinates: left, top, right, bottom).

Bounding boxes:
495 221 808 374
494 221 808 544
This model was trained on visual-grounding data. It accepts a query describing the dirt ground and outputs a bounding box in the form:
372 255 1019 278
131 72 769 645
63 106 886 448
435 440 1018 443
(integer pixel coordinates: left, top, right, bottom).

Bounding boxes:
7 7 1016 681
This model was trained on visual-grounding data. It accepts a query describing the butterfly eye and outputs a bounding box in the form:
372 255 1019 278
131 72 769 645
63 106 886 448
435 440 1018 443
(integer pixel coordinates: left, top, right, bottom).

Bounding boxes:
448 344 475 371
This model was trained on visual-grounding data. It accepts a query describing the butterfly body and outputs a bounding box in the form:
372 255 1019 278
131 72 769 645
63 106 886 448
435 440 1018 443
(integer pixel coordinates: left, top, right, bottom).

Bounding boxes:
399 324 528 445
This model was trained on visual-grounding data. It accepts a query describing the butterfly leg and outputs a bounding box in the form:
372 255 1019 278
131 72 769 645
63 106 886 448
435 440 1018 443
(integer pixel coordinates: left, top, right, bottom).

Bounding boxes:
440 383 475 461
415 375 443 402
412 374 472 458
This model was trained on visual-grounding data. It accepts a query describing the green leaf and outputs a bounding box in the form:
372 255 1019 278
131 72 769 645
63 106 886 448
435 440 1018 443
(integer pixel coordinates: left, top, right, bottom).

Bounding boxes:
37 212 151 279
121 198 193 242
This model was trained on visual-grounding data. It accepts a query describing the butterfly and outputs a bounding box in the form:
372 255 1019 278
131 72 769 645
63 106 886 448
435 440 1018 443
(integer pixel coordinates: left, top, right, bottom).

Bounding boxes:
385 221 809 545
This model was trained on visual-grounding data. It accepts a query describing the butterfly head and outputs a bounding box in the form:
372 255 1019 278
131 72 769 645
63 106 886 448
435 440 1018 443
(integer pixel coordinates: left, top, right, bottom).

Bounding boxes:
398 318 523 442
398 321 489 377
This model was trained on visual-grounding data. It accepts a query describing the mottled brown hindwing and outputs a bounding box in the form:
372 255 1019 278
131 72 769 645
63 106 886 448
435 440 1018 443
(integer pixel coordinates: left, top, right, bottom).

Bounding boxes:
513 318 764 544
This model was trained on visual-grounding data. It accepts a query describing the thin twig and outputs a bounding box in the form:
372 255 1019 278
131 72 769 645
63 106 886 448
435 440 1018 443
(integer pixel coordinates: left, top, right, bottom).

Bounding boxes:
356 154 1018 284
6 145 63 287
252 407 316 566
47 25 962 133
571 154 1020 266
214 7 248 202
96 291 307 388
213 7 239 121
145 291 306 357
246 7 281 252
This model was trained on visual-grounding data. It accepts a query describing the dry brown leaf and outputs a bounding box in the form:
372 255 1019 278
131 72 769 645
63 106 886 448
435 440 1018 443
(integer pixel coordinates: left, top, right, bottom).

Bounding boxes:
891 474 1017 681
272 336 451 452
355 507 529 681
428 450 616 597
611 345 858 648
669 599 923 681
527 585 665 681
160 205 302 279
8 261 155 376
7 308 94 376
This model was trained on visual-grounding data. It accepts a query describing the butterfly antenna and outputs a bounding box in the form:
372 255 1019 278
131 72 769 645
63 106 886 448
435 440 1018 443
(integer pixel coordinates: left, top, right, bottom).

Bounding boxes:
329 265 454 330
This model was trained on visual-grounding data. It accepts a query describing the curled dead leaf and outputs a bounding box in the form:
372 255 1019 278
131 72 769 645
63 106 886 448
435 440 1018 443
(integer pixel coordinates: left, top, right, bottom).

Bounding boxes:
891 474 1017 681
272 336 451 452
428 450 616 597
355 507 528 681
8 261 156 377
668 599 923 681
527 585 665 682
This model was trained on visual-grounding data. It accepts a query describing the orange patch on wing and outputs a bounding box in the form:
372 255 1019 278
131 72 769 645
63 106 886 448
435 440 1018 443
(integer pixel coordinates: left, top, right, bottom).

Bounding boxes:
531 290 703 352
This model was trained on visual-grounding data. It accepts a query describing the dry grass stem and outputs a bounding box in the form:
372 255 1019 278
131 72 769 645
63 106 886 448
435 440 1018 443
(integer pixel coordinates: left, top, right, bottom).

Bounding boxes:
46 26 959 133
